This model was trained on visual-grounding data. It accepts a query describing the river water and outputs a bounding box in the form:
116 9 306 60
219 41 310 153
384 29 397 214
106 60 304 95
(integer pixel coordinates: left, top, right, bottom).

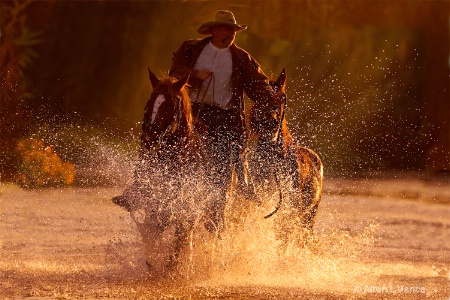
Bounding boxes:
1 175 449 299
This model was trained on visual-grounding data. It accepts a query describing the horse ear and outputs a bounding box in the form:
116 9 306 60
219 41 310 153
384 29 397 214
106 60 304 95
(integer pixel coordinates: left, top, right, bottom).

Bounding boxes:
274 68 287 91
148 67 160 88
173 72 190 92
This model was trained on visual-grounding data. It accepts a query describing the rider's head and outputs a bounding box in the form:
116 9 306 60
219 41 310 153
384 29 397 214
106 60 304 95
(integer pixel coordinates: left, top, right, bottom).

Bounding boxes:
197 10 247 48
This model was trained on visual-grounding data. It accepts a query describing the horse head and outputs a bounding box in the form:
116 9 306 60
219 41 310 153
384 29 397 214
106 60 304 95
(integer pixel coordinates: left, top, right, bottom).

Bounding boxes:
250 68 291 145
141 68 193 151
271 67 287 92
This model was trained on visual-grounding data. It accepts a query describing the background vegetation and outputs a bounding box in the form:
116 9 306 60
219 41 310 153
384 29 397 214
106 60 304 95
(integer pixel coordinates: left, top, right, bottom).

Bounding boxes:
1 0 449 185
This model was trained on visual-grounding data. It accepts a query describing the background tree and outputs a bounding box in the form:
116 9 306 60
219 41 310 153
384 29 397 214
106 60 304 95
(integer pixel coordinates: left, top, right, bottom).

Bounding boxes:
0 0 54 181
1 1 448 182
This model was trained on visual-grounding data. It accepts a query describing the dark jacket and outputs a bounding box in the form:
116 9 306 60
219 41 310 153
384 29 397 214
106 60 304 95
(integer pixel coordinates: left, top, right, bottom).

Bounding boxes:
169 37 276 138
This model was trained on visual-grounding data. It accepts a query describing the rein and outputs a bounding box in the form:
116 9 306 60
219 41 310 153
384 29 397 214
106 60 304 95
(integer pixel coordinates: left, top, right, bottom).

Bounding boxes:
150 92 183 152
193 73 214 124
195 73 214 104
264 92 287 219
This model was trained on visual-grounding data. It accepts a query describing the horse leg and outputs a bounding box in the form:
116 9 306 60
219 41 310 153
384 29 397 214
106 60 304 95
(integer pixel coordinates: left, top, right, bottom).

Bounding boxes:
204 187 226 236
165 223 191 272
250 140 280 189
272 147 322 252
137 215 171 276
202 131 234 236
232 145 259 203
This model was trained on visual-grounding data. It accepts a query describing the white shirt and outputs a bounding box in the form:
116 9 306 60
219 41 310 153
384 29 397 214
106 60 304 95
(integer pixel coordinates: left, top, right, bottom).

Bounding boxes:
190 42 233 110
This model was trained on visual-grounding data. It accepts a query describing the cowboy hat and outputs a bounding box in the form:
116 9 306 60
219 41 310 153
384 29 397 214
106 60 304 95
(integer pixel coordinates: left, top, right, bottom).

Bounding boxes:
197 10 247 35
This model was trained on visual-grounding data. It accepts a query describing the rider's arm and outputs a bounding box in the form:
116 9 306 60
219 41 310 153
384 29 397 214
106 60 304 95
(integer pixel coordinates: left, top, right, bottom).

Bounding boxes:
169 40 203 89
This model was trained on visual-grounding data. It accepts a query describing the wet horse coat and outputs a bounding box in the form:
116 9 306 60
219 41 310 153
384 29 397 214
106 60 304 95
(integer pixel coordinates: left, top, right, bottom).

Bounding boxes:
113 69 207 276
248 69 323 234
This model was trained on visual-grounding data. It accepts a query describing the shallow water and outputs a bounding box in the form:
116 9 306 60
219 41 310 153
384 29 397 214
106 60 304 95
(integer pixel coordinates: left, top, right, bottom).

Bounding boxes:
0 176 449 299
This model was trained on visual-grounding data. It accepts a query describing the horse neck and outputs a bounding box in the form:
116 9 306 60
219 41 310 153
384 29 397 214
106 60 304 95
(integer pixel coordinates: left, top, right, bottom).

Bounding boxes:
165 110 197 149
166 87 194 138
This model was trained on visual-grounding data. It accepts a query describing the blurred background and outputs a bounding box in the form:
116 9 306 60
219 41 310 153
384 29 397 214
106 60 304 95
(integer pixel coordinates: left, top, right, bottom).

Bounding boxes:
1 0 449 187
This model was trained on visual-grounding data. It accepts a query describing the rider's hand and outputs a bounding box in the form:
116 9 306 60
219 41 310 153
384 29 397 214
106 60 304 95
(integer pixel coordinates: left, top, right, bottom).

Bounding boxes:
195 69 213 80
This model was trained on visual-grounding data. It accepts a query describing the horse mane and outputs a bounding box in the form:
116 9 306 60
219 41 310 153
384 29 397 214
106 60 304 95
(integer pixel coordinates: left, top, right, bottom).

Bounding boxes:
280 114 294 152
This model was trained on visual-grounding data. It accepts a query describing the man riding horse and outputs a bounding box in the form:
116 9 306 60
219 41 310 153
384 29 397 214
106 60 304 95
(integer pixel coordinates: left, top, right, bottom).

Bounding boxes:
169 10 286 234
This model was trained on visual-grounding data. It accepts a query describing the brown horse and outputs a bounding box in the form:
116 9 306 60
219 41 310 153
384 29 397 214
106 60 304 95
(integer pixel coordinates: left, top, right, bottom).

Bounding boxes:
248 69 323 246
113 68 208 276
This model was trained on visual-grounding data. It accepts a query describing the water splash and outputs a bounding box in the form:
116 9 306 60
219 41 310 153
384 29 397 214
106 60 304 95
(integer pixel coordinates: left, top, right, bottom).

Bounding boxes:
2 116 447 298
27 121 139 187
180 203 380 295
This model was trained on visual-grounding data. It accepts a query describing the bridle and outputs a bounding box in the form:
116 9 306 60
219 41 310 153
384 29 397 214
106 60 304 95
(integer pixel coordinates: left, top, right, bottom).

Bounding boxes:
264 88 287 219
143 92 183 152
272 86 288 145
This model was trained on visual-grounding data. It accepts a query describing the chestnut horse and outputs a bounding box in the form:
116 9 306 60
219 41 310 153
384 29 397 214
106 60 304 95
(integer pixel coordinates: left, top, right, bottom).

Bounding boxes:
248 69 323 245
113 68 207 276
